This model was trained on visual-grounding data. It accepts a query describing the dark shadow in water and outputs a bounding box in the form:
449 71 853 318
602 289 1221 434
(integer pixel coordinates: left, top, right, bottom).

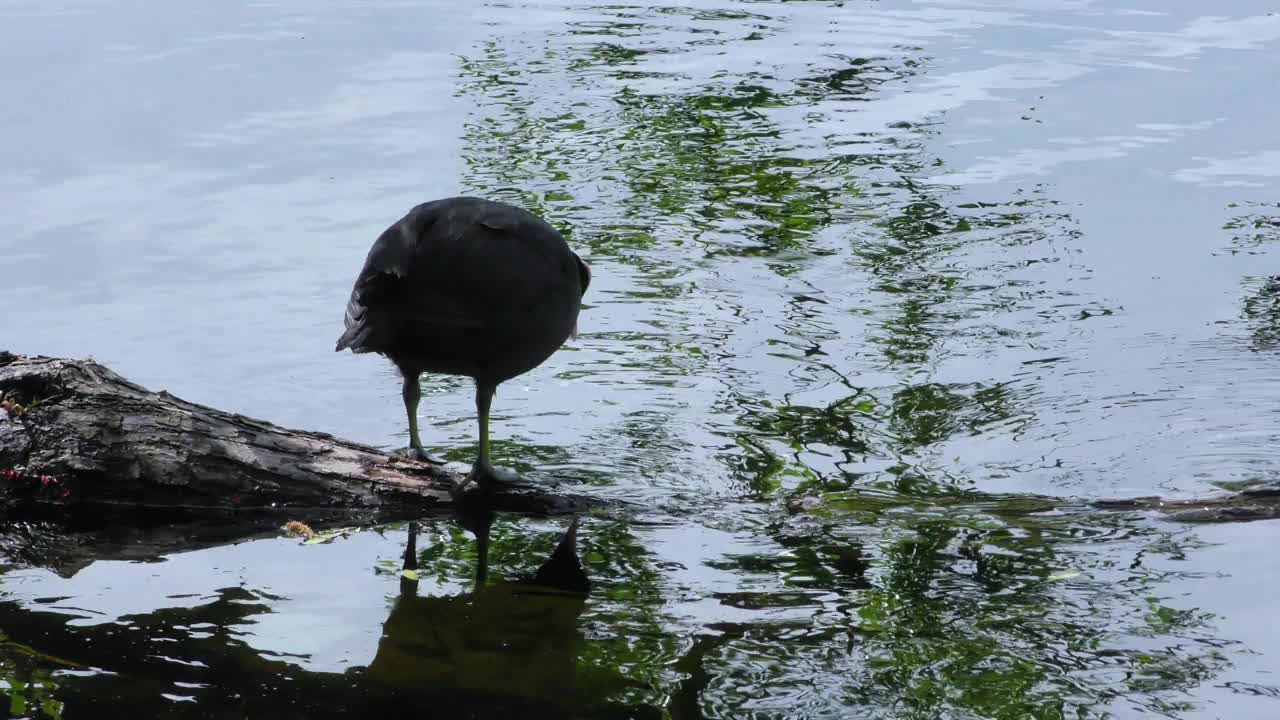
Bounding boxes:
364 508 592 704
0 509 659 720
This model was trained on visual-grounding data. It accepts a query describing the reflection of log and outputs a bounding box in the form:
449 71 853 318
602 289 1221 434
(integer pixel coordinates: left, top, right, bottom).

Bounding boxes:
0 352 604 526
0 513 659 718
0 513 291 578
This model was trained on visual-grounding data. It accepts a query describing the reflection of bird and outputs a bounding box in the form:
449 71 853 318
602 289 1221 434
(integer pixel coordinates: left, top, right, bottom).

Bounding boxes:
365 514 591 708
336 197 591 489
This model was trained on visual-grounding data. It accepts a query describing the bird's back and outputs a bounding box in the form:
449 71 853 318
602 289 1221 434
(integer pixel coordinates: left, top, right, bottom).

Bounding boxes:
336 197 588 382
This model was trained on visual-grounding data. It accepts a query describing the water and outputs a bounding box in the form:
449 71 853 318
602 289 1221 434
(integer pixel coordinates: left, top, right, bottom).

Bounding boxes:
2 0 1279 717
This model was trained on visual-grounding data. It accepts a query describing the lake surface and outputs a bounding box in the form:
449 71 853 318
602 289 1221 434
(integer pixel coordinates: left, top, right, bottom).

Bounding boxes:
2 0 1279 717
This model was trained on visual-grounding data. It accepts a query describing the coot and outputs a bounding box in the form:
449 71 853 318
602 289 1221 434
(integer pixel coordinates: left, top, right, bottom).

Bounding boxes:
336 196 590 489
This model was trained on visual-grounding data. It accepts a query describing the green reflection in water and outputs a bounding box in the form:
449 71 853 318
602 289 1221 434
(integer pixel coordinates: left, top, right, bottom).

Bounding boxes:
0 630 66 720
1243 275 1280 351
1222 201 1280 255
699 501 1232 718
1226 203 1280 350
442 4 1242 718
2 2 1265 719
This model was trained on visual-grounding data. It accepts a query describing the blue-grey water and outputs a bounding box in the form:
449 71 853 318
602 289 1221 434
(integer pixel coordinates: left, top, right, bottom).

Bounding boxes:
2 0 1279 717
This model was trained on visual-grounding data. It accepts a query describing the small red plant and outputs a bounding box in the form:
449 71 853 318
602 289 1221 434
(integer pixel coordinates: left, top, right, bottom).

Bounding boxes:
1 467 68 499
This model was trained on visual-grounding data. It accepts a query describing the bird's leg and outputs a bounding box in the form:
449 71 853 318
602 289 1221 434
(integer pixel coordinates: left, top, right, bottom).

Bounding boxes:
467 381 525 488
395 373 446 464
399 521 420 593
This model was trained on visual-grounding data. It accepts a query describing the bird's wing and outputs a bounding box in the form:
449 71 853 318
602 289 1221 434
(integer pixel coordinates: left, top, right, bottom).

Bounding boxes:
352 270 489 331
335 218 489 353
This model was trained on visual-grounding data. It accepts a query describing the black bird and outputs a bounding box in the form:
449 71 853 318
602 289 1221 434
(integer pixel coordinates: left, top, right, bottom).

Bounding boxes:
336 196 590 489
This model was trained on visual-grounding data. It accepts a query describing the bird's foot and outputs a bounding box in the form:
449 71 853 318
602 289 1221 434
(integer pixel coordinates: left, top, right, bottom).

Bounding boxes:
448 463 533 500
472 463 527 487
450 463 529 498
393 446 447 465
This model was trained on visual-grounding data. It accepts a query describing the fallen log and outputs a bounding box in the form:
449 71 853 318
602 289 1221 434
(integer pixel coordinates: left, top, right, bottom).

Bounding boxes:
0 351 604 526
4 348 1274 577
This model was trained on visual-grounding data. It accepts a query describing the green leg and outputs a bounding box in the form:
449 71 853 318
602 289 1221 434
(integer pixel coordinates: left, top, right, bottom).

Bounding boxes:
396 373 445 464
468 381 524 487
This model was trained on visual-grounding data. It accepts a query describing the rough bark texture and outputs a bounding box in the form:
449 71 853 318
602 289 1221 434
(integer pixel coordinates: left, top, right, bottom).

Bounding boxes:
0 351 603 524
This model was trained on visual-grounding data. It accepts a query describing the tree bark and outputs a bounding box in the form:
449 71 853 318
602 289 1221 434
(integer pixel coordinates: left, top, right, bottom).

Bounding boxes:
0 351 603 525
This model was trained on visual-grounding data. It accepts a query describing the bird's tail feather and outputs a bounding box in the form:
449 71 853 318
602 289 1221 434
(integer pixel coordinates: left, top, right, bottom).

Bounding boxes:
334 322 374 353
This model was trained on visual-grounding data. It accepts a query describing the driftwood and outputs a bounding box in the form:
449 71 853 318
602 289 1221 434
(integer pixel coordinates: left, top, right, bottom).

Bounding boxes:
2 349 1275 576
0 351 605 528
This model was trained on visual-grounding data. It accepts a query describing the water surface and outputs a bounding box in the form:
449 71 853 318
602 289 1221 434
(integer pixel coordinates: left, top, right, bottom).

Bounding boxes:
2 0 1279 717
